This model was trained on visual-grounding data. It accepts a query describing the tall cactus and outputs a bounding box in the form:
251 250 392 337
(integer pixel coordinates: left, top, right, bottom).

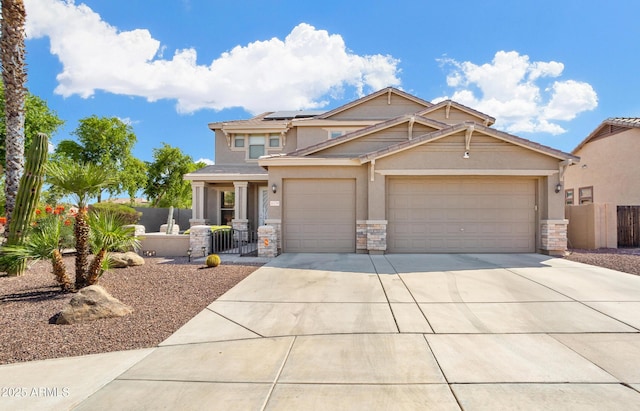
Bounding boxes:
6 132 48 276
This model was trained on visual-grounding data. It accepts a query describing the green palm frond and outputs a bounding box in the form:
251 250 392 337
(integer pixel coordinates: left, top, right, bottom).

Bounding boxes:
89 210 141 253
46 161 117 208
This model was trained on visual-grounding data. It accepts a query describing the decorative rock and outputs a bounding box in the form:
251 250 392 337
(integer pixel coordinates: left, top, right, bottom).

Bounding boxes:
109 251 145 268
56 285 133 324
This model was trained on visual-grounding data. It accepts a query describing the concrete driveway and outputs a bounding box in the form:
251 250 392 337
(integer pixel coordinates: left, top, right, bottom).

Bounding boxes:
4 253 640 410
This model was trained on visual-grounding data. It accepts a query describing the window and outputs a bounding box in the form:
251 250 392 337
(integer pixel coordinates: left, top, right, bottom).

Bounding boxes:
565 189 574 205
329 130 344 139
579 186 593 204
248 136 265 159
234 136 245 147
269 134 280 148
220 191 235 225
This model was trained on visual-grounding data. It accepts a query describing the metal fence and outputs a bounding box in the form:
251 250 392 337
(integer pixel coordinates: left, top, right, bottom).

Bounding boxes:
211 228 258 256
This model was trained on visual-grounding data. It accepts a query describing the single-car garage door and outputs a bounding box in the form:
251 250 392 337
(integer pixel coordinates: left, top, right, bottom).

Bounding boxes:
388 177 536 253
283 179 356 253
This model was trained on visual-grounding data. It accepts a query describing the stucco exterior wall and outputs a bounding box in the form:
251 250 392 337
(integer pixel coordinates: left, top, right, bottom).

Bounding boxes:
316 123 439 157
296 127 330 150
329 94 427 120
564 129 640 205
422 107 487 125
214 128 299 165
565 203 617 249
375 134 560 171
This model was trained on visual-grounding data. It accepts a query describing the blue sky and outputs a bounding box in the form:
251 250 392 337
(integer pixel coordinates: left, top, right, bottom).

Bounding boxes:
25 0 640 164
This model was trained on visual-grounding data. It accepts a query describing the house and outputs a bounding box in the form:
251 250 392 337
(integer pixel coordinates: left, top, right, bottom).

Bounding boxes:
185 87 578 255
564 118 640 248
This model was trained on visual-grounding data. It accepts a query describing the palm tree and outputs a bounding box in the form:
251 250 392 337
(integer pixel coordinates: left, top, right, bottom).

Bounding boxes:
1 215 74 291
1 0 27 230
86 210 140 285
46 161 116 289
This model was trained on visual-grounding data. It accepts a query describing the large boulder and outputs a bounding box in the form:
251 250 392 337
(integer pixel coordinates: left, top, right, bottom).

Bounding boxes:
56 285 133 325
109 251 145 268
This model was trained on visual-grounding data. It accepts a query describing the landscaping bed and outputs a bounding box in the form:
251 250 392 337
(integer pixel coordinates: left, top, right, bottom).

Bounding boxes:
565 248 640 276
0 257 260 365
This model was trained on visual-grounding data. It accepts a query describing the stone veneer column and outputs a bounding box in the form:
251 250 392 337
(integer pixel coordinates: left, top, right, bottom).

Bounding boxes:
356 220 368 253
540 219 569 256
265 219 282 253
258 225 278 258
189 225 212 256
366 220 387 255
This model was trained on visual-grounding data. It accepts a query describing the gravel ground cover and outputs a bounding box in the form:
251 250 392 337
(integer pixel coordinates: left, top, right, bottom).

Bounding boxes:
565 248 640 276
0 257 260 365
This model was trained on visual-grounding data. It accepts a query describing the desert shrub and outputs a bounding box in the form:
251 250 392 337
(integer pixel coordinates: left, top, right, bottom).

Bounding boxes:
89 202 142 225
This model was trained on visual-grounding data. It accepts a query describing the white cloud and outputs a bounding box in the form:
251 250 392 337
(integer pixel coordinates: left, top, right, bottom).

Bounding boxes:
195 158 214 166
436 51 597 135
25 0 401 114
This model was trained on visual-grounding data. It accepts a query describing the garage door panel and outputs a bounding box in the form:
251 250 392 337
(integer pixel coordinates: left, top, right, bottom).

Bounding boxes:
283 179 356 253
388 177 536 253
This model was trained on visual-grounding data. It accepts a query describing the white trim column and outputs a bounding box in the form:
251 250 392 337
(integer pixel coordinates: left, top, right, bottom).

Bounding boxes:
190 181 207 226
233 181 248 221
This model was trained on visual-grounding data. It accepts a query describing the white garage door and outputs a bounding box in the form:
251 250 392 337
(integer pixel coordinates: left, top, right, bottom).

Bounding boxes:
283 179 356 253
388 177 536 253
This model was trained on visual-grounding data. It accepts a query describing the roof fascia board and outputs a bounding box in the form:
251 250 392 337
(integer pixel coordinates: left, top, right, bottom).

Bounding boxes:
258 157 361 167
376 169 558 176
184 173 268 181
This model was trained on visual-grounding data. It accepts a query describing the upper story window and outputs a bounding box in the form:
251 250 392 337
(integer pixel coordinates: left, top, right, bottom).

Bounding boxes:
229 133 282 160
579 186 593 204
248 136 266 159
565 189 574 205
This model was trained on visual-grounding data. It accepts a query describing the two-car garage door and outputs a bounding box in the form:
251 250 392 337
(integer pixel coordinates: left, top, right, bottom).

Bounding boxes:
387 177 536 253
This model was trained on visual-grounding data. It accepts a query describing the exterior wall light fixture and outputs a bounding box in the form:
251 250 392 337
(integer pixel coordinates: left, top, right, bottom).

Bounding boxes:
272 183 277 193
555 183 562 193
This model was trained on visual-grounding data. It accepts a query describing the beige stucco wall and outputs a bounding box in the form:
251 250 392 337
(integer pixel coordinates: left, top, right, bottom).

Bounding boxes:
564 128 640 205
422 107 487 125
316 123 438 157
565 204 617 249
329 94 427 120
140 233 190 257
375 134 560 171
214 128 299 165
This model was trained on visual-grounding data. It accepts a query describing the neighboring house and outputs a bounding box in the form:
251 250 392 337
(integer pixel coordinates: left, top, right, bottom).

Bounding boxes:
564 118 640 247
185 88 577 255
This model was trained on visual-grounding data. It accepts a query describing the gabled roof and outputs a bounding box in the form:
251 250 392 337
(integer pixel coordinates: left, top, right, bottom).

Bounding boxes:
572 117 640 154
416 100 496 126
358 121 579 163
283 114 449 157
316 87 433 119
